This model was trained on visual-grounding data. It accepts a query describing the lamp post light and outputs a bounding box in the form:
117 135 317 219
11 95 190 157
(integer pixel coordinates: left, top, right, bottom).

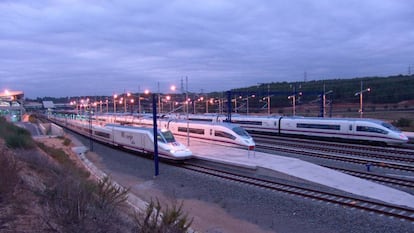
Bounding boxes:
246 94 255 115
99 100 103 113
113 94 118 113
80 99 85 114
354 81 371 118
266 84 270 115
288 95 296 116
206 98 214 113
322 90 333 117
124 92 131 113
165 95 171 112
70 101 78 114
130 98 134 113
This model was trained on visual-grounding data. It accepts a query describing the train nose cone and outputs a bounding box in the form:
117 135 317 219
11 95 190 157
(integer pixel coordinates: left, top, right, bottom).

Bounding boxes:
400 133 409 142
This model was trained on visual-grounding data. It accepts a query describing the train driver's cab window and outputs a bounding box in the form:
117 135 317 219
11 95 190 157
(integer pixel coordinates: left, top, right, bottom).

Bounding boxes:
232 126 251 138
356 126 388 134
215 130 236 140
160 130 176 143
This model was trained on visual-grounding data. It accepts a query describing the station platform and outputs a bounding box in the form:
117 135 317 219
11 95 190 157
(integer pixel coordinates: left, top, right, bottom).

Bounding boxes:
177 137 414 209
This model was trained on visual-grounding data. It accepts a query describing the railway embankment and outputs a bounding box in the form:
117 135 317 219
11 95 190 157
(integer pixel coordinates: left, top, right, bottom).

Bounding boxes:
0 118 194 233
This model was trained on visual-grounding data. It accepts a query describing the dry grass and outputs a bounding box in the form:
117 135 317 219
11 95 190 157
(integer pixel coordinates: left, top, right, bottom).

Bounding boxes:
0 116 193 233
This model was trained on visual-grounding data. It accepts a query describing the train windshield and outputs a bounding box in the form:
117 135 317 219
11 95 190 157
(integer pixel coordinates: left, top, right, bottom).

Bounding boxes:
232 126 252 138
381 122 401 133
158 130 176 143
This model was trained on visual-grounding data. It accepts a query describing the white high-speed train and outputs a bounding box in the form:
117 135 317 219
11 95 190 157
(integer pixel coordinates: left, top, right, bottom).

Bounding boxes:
92 114 256 150
48 114 192 160
184 114 409 145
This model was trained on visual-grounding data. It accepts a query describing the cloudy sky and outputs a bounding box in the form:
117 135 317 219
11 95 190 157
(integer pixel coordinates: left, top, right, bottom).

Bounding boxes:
1 0 413 98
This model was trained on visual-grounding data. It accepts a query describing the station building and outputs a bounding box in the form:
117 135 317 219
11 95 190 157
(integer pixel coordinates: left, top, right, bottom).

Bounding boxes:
0 90 25 122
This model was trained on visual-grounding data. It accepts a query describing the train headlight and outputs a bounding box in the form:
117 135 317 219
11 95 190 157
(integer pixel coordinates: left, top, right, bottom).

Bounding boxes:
400 134 408 140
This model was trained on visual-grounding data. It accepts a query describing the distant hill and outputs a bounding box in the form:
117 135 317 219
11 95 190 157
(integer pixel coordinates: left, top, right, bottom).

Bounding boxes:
27 75 414 108
231 74 414 107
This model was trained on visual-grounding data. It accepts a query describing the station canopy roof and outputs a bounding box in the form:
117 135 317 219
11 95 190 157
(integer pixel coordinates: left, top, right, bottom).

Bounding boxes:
43 101 55 109
0 90 24 101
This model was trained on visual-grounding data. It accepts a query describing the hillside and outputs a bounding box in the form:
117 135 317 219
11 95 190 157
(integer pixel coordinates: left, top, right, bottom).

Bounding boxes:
0 117 193 233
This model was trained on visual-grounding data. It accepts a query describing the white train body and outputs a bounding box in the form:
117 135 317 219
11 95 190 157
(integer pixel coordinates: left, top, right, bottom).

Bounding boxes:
186 114 408 145
93 114 256 149
157 119 255 149
49 115 192 160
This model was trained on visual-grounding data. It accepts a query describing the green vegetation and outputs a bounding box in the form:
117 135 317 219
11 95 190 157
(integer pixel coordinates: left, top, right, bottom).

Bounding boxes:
28 75 414 107
0 147 20 202
0 123 193 232
62 137 71 146
28 114 38 123
134 199 193 233
233 74 414 108
0 116 35 149
394 118 412 128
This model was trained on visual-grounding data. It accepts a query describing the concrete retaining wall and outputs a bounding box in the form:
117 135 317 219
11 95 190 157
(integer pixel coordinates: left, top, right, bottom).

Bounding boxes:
39 123 64 137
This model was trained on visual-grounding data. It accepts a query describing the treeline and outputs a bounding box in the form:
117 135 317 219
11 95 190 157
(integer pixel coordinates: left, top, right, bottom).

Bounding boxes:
27 74 414 107
232 74 414 107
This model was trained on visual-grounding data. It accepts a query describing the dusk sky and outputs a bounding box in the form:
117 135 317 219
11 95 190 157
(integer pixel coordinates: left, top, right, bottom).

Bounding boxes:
1 0 413 98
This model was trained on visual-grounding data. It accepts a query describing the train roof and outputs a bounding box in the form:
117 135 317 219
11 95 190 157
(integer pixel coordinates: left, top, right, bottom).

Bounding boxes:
105 123 154 132
167 119 240 129
281 116 386 123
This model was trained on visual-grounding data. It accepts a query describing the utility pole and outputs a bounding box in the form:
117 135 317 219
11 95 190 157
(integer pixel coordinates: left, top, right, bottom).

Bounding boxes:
186 76 190 146
354 80 371 118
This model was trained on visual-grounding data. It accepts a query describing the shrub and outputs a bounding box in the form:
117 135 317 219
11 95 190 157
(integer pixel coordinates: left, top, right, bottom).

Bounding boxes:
28 115 37 123
0 118 35 149
95 176 129 210
44 175 131 232
0 149 20 201
134 199 193 233
62 138 71 146
394 118 412 128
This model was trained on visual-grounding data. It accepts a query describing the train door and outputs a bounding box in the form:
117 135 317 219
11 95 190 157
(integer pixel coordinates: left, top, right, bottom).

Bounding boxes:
348 122 356 136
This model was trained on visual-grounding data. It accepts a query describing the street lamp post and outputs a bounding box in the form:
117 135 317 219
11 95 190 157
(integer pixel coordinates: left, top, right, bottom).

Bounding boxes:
288 95 296 116
321 83 333 118
246 94 255 115
113 94 117 113
354 81 371 118
137 85 142 115
152 93 159 177
266 84 270 115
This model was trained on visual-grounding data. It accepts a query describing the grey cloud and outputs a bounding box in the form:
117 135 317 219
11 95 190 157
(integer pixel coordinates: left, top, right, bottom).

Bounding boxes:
0 0 413 97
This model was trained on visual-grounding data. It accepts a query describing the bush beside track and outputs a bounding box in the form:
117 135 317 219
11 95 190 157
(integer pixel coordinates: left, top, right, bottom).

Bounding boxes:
0 116 193 232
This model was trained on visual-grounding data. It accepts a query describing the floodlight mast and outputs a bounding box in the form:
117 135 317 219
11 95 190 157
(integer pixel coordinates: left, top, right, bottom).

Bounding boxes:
354 81 371 118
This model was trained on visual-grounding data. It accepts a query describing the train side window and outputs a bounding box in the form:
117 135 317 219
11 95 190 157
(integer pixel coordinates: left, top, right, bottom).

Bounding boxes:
349 125 352 131
210 129 212 135
178 127 204 134
297 123 340 130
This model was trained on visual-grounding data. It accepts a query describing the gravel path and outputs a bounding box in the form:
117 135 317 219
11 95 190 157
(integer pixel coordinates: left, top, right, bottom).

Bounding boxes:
74 134 414 233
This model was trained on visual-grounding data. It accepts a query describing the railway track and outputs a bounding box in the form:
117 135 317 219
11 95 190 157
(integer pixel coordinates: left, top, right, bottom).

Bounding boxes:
322 166 414 190
253 134 414 164
256 142 414 172
181 162 414 222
